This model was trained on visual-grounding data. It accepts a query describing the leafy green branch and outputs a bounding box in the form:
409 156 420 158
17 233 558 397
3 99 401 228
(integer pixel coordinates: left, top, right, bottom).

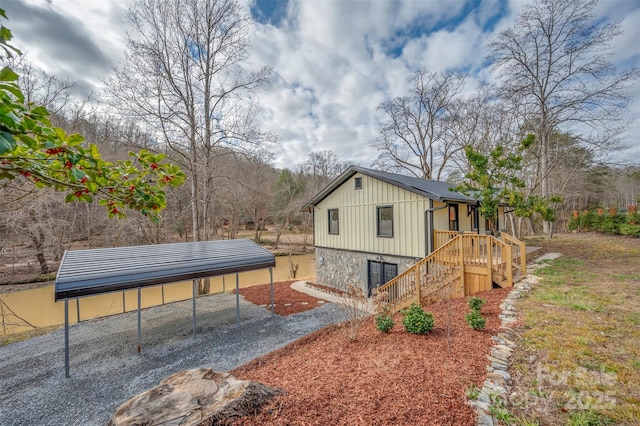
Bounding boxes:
0 8 185 221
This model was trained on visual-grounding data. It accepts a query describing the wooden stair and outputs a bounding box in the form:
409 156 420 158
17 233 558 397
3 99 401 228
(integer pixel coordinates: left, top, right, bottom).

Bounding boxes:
378 232 527 313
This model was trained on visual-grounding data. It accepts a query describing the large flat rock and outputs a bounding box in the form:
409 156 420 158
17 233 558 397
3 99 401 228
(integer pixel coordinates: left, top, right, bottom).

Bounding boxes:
108 368 282 426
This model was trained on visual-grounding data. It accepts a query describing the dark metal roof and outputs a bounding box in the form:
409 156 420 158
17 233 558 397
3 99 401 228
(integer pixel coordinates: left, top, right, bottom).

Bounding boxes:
55 239 275 301
302 165 475 210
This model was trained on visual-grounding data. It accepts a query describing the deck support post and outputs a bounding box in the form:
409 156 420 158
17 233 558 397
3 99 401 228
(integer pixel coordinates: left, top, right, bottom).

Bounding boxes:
76 298 80 323
137 288 141 353
269 268 274 317
192 280 197 338
504 245 513 287
222 275 225 292
64 299 69 378
486 236 493 288
459 236 465 296
235 273 240 324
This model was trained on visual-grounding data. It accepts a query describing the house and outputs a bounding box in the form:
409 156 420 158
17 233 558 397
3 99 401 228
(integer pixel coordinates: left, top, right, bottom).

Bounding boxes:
302 166 509 298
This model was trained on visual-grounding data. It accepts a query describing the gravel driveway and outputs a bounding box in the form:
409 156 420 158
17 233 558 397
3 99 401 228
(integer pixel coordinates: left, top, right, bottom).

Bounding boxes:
0 293 342 425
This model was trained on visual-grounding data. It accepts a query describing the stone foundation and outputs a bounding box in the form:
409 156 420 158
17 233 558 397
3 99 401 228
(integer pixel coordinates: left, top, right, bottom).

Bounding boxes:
315 247 418 296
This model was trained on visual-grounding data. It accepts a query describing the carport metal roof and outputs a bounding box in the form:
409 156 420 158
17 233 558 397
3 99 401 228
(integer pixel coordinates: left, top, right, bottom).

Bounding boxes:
55 239 275 300
55 239 276 377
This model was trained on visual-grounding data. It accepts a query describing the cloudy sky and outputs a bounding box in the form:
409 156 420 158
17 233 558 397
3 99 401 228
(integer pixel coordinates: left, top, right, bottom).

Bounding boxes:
4 0 640 169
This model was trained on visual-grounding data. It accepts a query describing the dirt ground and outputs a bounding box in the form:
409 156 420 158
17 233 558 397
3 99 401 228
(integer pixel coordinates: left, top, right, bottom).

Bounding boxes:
230 286 510 425
234 280 329 316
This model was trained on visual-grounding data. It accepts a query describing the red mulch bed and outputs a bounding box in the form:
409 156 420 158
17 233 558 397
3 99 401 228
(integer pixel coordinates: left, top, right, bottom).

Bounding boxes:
234 280 329 316
230 287 510 425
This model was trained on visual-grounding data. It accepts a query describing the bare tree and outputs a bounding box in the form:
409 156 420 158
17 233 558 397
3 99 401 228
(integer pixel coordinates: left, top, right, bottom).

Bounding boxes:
447 86 528 181
371 70 466 180
488 0 639 235
272 169 305 249
302 151 349 183
10 57 75 116
105 0 273 253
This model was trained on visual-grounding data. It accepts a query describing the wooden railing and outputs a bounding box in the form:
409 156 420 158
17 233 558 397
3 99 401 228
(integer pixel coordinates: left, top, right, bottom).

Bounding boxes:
502 232 527 275
434 230 460 250
379 232 525 313
434 229 480 250
377 237 463 313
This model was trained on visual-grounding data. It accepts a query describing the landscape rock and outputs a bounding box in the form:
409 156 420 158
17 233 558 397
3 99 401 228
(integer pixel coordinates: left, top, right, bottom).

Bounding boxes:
107 368 283 426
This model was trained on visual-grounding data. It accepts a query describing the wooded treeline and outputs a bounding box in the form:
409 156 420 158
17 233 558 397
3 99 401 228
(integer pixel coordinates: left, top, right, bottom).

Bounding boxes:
1 0 639 276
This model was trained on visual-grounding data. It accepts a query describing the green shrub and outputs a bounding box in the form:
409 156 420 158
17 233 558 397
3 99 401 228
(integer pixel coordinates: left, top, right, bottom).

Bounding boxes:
627 212 640 225
619 223 640 237
600 213 624 234
465 309 486 330
402 304 434 335
375 313 395 333
467 296 486 311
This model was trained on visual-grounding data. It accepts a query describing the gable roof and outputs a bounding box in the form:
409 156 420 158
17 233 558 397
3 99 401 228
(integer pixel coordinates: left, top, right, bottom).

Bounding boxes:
302 166 476 211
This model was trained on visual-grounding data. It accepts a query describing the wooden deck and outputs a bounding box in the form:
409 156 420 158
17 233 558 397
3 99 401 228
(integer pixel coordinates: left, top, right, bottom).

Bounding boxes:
378 231 529 313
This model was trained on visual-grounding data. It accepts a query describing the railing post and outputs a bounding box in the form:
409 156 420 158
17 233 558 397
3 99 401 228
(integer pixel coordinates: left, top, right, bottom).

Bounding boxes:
504 244 513 287
415 269 421 304
486 236 493 283
458 235 464 269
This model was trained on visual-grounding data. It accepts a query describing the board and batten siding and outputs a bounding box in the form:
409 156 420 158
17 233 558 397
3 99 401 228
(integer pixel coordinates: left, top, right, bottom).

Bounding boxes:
314 173 430 258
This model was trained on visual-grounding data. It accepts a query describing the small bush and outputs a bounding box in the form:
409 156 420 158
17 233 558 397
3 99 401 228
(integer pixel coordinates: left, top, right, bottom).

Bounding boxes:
467 296 486 311
620 223 640 237
466 384 480 400
375 313 394 333
465 309 486 330
337 282 369 341
402 304 434 335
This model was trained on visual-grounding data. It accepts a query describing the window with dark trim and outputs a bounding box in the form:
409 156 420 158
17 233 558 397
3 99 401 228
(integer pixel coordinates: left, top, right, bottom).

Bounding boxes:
377 206 393 237
448 204 459 231
354 177 363 190
328 209 339 234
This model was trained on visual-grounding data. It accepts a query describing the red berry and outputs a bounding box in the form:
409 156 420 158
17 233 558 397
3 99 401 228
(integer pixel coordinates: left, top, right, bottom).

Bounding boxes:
150 163 158 170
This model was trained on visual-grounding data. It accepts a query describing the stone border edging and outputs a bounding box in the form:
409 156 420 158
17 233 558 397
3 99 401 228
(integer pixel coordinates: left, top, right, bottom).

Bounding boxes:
470 253 562 426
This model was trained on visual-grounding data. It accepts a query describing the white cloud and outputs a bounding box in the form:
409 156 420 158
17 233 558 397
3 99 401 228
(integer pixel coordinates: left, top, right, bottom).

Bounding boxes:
4 0 640 169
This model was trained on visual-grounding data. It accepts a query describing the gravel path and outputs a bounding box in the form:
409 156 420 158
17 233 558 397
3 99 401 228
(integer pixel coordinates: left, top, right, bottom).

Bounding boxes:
0 293 343 426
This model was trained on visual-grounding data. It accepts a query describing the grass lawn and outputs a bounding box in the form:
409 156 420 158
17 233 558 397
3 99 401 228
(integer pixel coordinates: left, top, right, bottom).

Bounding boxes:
504 233 640 425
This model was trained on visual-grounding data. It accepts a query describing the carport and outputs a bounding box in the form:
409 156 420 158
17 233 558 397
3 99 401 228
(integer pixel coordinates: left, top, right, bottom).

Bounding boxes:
55 238 276 377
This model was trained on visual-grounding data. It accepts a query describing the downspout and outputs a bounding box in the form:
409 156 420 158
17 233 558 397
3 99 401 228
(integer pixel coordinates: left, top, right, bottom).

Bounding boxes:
428 199 434 255
425 202 448 255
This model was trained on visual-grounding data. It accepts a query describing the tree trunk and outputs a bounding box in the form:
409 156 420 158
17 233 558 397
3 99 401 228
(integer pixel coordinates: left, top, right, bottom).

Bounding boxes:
30 229 50 275
274 227 282 249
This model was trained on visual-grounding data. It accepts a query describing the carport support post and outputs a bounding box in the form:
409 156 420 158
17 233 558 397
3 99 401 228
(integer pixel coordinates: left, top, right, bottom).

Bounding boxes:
137 288 141 353
192 280 197 338
64 299 69 378
270 268 274 317
235 273 240 324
